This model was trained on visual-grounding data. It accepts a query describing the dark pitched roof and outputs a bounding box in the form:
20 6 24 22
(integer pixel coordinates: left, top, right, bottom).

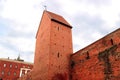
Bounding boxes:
36 10 72 38
45 10 72 28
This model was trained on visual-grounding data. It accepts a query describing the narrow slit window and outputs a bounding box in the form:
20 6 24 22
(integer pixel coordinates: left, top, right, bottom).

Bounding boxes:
58 27 59 31
86 51 90 59
57 52 60 58
110 39 114 45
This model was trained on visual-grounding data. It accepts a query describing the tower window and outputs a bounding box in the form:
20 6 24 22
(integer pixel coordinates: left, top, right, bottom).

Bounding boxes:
58 27 59 31
57 52 60 58
71 61 75 68
110 39 114 45
86 51 90 59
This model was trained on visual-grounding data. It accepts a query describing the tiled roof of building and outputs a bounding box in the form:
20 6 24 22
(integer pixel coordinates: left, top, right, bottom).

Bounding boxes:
36 10 72 38
0 58 33 65
45 10 72 28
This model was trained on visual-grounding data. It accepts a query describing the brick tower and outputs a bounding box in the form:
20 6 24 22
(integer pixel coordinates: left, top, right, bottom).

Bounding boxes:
32 10 73 80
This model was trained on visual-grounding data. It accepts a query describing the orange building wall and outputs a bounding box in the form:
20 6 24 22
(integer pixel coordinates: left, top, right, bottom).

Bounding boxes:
32 10 120 80
33 11 73 80
17 71 32 80
49 21 73 80
71 29 120 80
32 11 51 80
0 59 33 80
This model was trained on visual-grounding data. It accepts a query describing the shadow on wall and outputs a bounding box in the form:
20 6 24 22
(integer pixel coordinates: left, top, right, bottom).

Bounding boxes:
52 73 67 80
0 78 3 80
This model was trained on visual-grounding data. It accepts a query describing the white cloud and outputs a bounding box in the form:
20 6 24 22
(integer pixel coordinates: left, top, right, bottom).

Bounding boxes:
0 34 35 61
0 44 17 59
0 0 43 62
6 37 35 52
0 0 120 62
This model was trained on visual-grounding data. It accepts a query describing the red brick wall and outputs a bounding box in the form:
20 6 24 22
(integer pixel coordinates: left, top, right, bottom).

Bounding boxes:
71 29 120 80
18 71 32 80
49 21 73 80
33 11 73 80
33 11 120 80
0 60 33 80
32 11 51 80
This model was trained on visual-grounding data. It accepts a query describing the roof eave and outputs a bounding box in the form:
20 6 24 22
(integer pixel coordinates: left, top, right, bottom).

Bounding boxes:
51 18 72 28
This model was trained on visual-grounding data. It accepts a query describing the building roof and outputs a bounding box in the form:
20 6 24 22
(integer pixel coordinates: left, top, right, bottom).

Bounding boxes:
45 10 72 28
36 10 72 38
0 58 33 65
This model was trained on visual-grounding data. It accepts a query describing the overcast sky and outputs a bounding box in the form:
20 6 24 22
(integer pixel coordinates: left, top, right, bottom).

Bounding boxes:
0 0 120 62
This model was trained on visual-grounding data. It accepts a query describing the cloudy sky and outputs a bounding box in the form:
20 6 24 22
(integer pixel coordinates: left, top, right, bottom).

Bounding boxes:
0 0 120 62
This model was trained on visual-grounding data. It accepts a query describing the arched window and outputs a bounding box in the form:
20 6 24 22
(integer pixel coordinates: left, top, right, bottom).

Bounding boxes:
14 72 16 76
3 64 6 67
1 71 4 75
8 72 10 76
10 64 12 68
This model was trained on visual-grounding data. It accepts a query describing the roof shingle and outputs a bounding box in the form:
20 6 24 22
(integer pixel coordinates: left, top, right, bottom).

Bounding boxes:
45 10 72 28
